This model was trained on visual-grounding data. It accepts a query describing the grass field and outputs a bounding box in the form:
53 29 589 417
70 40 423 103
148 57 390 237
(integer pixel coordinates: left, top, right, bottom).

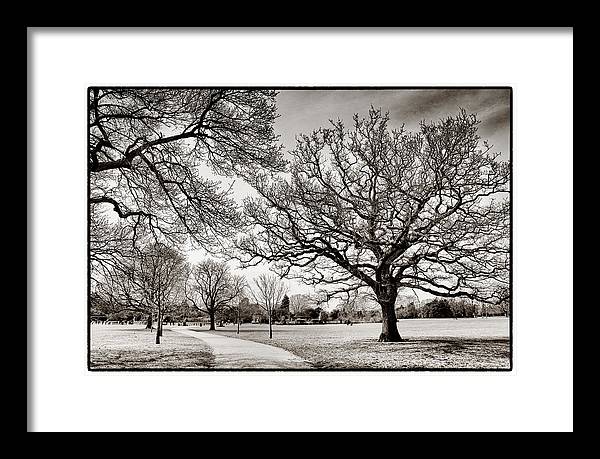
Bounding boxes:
90 318 510 370
208 318 511 370
90 325 214 369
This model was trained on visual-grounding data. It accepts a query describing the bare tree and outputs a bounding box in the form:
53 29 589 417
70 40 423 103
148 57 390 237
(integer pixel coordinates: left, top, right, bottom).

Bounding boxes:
93 260 149 324
238 108 510 342
89 89 285 277
338 290 377 322
288 293 313 316
227 289 250 335
186 259 245 331
137 243 186 343
250 273 288 339
95 242 186 343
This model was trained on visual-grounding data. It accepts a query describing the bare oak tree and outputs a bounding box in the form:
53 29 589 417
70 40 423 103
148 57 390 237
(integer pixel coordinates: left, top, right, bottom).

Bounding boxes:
238 108 510 342
186 259 245 331
250 273 288 339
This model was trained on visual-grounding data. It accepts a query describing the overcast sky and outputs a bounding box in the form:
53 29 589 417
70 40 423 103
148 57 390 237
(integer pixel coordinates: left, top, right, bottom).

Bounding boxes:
276 88 510 160
188 88 511 303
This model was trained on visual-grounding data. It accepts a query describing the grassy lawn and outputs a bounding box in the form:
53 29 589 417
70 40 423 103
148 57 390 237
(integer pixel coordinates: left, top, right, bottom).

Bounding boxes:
208 318 510 370
90 325 214 369
90 319 510 370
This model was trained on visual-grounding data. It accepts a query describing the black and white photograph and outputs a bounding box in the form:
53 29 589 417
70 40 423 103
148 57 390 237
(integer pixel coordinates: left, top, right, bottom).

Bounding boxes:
29 28 572 432
89 87 512 371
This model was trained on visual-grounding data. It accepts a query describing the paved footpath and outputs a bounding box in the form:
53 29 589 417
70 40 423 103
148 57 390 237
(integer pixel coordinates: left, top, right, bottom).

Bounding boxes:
171 328 311 369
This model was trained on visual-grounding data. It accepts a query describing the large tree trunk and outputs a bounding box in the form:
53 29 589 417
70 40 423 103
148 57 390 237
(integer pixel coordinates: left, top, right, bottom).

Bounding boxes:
378 299 402 342
237 310 240 334
209 312 216 331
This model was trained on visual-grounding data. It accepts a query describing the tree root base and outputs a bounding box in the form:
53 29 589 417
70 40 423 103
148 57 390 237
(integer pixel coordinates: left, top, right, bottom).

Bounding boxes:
378 333 403 343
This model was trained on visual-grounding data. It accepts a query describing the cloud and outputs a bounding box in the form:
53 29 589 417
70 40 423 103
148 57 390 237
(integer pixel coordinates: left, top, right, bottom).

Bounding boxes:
276 88 510 159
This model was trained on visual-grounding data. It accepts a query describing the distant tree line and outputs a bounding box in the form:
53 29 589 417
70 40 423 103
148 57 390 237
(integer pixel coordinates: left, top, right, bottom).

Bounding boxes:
91 297 203 324
396 298 509 319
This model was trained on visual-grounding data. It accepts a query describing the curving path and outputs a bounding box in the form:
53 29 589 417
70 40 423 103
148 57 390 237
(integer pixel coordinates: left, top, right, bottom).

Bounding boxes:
171 327 311 369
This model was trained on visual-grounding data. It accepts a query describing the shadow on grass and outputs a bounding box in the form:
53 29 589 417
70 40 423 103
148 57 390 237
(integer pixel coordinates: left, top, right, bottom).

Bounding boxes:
186 328 510 370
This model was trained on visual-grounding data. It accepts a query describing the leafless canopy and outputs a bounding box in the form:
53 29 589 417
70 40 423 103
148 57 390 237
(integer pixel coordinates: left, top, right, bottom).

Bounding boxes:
251 273 288 315
250 273 288 338
238 108 509 341
185 259 246 330
95 242 186 339
89 88 285 252
288 293 317 315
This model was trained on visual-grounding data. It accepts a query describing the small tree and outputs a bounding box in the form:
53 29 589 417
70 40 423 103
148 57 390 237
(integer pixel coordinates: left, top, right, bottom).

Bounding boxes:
186 260 245 330
229 295 251 334
91 219 183 334
98 242 186 344
138 243 187 343
289 293 311 316
250 273 288 339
